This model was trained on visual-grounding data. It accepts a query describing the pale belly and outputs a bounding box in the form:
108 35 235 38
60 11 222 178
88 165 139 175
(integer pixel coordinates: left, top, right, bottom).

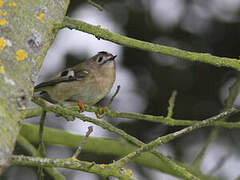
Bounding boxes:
45 62 115 105
46 74 114 105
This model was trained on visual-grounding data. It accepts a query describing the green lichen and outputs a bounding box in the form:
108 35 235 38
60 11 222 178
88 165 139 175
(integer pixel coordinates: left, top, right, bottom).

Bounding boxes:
0 0 70 173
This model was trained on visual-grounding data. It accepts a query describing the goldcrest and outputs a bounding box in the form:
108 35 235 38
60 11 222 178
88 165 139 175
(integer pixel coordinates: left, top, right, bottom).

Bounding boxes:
35 51 117 105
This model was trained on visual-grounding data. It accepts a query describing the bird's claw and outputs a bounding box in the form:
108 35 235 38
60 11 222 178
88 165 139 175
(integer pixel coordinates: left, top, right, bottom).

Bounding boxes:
95 106 106 119
77 100 85 113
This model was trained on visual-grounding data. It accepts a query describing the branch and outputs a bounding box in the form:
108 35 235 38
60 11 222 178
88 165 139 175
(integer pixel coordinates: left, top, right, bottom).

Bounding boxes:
107 85 121 107
86 0 103 11
38 110 47 157
224 76 240 109
20 123 220 180
31 96 226 180
10 155 135 180
22 105 240 129
209 154 231 175
167 90 177 118
0 0 70 173
37 110 47 180
17 135 65 180
192 76 240 168
105 111 240 128
111 108 237 169
61 16 240 71
72 126 93 159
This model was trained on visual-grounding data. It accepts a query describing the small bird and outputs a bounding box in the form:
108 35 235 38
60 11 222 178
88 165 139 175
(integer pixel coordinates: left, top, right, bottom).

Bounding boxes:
34 51 117 111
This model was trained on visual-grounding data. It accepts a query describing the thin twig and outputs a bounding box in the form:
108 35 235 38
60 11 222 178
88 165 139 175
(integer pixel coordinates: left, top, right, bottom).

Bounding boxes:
192 76 240 168
209 154 231 175
167 90 177 118
95 85 120 118
38 110 47 157
72 126 93 159
107 85 120 108
87 0 103 11
112 107 237 169
38 110 47 180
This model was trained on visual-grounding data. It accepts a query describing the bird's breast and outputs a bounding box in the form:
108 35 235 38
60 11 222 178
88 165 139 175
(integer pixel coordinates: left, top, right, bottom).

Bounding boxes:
94 63 116 96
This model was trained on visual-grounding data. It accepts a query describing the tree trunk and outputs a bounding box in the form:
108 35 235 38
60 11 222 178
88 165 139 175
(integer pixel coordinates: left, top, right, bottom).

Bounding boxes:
0 0 70 174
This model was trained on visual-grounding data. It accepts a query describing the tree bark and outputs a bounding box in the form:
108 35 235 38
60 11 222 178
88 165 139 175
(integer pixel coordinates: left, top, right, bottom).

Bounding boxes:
0 0 70 174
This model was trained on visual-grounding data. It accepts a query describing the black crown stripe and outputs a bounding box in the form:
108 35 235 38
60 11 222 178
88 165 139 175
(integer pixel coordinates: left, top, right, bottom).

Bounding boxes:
98 51 111 55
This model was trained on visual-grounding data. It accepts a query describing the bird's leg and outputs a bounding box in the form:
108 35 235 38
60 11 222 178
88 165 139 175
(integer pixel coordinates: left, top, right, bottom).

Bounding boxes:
95 106 106 119
77 100 85 112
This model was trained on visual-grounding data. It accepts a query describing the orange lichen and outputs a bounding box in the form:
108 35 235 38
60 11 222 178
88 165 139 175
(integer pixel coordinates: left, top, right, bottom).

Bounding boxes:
0 11 7 16
70 158 80 162
0 37 6 50
99 164 106 169
0 65 5 74
124 169 132 176
121 168 133 176
8 2 16 7
0 0 3 7
16 49 28 61
0 18 6 26
38 13 44 21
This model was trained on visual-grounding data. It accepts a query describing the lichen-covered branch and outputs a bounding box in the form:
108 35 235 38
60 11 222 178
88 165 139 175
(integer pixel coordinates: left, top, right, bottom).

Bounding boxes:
10 155 135 180
32 96 224 180
105 110 240 128
17 135 65 180
0 0 70 173
112 107 237 170
62 16 240 71
22 105 240 129
20 123 218 180
3 1 237 179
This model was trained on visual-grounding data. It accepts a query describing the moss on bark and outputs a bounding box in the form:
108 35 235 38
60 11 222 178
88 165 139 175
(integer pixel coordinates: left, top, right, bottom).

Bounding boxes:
0 0 70 174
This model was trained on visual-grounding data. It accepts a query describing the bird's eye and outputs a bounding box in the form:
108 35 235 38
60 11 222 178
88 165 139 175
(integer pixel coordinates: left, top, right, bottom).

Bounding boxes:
68 75 74 79
61 70 68 77
97 56 103 63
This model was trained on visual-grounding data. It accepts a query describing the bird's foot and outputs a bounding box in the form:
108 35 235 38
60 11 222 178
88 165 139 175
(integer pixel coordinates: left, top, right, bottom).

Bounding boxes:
77 100 85 113
95 106 106 119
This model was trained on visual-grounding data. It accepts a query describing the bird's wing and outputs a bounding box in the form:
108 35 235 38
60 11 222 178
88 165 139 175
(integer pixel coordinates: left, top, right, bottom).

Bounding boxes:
34 67 89 91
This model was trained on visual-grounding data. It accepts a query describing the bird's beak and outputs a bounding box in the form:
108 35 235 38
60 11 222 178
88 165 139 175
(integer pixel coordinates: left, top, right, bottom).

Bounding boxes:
109 55 117 61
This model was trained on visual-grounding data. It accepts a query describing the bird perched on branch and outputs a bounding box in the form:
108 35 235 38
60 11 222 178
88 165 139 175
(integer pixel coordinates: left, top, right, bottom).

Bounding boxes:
34 51 117 112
